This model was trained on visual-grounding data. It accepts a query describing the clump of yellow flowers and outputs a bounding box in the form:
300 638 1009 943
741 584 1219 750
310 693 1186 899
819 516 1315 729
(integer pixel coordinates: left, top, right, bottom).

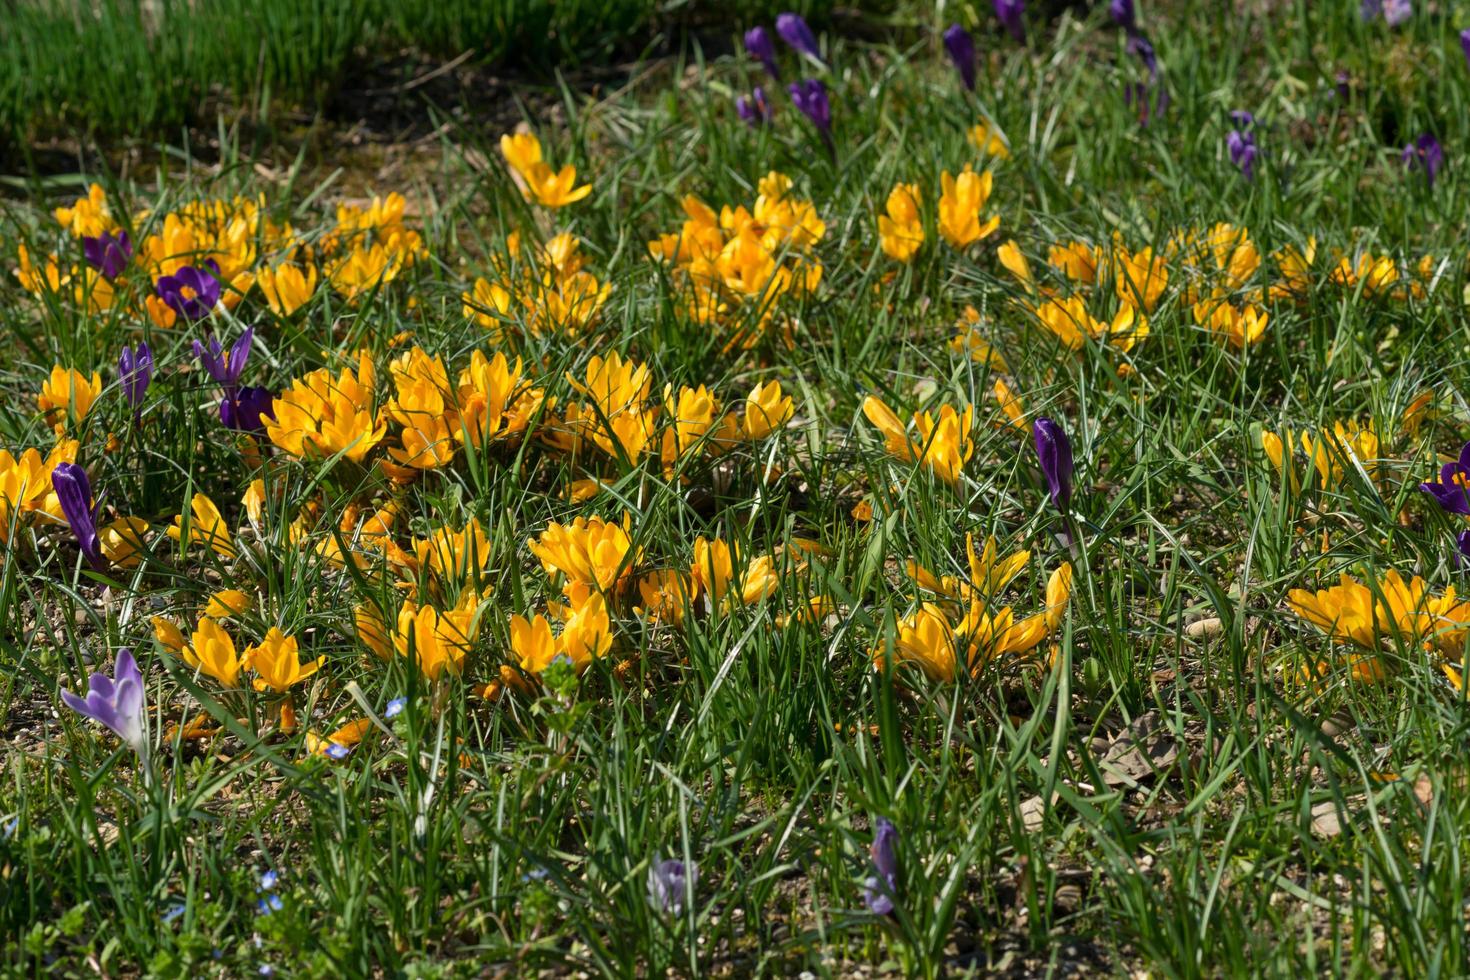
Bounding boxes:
647 171 825 347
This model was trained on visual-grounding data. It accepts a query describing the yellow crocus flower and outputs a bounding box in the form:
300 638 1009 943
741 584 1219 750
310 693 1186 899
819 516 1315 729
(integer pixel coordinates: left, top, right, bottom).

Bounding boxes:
257 262 318 316
169 492 236 559
877 183 925 263
244 628 322 693
937 167 999 249
37 367 102 431
184 617 243 688
529 514 639 595
742 380 794 440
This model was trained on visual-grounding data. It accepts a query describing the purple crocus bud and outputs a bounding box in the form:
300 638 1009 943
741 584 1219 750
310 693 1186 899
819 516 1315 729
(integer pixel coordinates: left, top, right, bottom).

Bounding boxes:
221 386 276 432
1126 34 1158 79
1360 0 1382 19
82 231 132 280
736 86 772 127
1419 441 1470 514
1229 110 1255 128
1335 70 1351 100
994 0 1026 43
59 648 148 762
862 817 898 915
789 79 832 137
193 326 254 388
1402 133 1444 187
1461 29 1470 69
943 24 977 91
1033 417 1074 512
744 26 779 77
1457 530 1470 567
647 857 698 915
156 265 221 321
1383 0 1411 26
1227 129 1259 180
118 342 152 420
776 13 823 62
1109 0 1136 32
51 462 104 572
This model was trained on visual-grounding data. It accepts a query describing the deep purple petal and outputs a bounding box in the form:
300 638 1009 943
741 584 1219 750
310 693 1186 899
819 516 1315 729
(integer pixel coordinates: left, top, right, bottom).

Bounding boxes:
776 13 822 61
943 24 977 91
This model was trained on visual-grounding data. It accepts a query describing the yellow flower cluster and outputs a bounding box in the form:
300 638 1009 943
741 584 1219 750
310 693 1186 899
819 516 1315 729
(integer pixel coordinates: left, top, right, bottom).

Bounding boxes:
462 232 611 340
861 396 975 486
1288 571 1470 686
648 171 825 347
876 543 1072 683
1261 420 1379 492
876 165 1000 261
13 185 425 325
500 131 592 209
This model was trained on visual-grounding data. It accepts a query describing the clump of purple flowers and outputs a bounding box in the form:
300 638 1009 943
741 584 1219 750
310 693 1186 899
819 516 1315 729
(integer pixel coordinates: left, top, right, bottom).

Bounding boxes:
647 857 698 915
861 817 899 915
1226 111 1260 180
1402 133 1443 188
156 264 221 321
789 78 833 153
1419 440 1470 514
118 342 152 423
994 0 1025 43
83 231 131 280
736 86 772 127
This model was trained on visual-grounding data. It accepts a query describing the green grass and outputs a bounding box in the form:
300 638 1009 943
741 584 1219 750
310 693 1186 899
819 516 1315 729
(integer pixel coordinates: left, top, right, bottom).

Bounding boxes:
3 0 1470 975
0 0 854 149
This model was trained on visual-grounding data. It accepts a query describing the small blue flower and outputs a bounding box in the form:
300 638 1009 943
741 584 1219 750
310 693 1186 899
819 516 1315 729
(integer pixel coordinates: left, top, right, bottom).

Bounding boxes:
256 894 283 915
384 697 407 720
259 870 279 891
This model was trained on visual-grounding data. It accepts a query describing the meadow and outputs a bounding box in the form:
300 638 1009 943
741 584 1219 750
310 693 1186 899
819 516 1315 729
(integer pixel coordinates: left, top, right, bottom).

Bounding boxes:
2 0 1470 975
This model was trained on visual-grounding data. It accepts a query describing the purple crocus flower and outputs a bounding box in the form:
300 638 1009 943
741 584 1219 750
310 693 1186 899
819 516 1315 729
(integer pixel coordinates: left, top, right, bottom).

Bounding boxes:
1360 0 1383 19
1126 34 1158 79
193 326 254 388
221 386 276 432
1033 417 1074 512
861 817 898 915
156 265 221 321
1227 128 1259 180
943 24 977 91
118 342 152 420
789 79 831 135
1460 29 1470 69
776 13 823 62
1383 0 1411 26
82 231 131 280
1109 0 1136 32
736 86 772 127
647 857 698 915
994 0 1026 43
60 648 148 761
1124 77 1168 126
1402 133 1443 187
51 462 104 572
745 26 779 77
1419 442 1470 514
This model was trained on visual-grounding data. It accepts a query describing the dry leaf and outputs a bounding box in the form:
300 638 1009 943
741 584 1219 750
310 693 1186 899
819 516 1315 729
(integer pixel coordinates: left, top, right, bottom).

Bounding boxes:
1098 710 1179 786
